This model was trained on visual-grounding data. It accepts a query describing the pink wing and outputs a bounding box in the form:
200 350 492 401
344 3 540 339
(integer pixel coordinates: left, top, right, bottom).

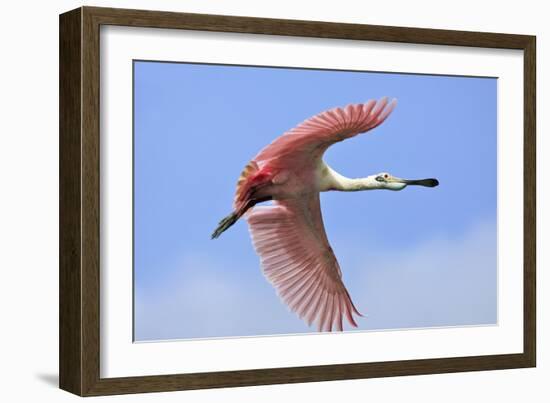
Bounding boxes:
233 97 396 210
253 97 397 169
246 194 361 331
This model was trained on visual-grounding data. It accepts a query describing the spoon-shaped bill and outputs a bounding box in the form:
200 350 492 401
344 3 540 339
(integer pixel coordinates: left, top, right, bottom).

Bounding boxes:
403 178 439 187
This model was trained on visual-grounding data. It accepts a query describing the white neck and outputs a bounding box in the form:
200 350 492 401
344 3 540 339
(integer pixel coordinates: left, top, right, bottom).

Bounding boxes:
319 164 381 192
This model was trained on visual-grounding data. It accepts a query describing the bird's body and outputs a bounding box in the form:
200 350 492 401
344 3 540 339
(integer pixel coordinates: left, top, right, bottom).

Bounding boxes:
212 97 438 332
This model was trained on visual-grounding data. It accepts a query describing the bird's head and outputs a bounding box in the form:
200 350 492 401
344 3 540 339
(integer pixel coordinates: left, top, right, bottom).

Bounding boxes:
374 172 439 191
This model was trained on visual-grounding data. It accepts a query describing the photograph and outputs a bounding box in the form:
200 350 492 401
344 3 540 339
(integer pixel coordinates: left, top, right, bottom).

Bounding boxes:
133 61 497 341
55 4 537 397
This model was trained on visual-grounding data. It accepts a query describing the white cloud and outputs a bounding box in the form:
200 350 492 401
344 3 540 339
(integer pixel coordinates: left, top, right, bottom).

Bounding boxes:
342 218 497 330
135 218 497 341
134 253 307 341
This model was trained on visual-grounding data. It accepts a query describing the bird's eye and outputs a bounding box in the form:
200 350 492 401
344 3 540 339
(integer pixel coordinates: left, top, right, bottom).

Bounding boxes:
384 174 389 179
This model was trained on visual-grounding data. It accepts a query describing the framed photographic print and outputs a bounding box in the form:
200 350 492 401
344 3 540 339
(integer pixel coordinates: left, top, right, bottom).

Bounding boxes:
59 6 536 396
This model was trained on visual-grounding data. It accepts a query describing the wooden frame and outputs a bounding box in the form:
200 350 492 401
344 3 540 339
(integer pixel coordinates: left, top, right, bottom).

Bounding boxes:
59 6 536 396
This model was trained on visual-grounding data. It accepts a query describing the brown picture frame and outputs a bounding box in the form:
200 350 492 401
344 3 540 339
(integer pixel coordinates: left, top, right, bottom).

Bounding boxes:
59 6 536 396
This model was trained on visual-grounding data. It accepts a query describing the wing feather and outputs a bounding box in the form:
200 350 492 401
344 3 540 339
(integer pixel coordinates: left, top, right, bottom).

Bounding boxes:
252 97 396 170
247 196 361 332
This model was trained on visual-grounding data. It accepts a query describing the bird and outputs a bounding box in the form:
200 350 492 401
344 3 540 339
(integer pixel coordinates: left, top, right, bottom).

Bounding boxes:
211 97 439 332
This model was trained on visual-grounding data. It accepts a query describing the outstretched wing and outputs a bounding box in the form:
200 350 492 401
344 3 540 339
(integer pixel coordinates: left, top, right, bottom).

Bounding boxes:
246 194 361 331
253 97 397 170
232 97 396 211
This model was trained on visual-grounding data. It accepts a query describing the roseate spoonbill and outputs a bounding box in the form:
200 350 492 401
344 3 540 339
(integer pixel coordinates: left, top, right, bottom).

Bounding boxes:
212 97 439 332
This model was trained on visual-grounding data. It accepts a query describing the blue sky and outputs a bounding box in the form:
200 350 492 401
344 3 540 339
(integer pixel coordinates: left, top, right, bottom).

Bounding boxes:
133 61 497 341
